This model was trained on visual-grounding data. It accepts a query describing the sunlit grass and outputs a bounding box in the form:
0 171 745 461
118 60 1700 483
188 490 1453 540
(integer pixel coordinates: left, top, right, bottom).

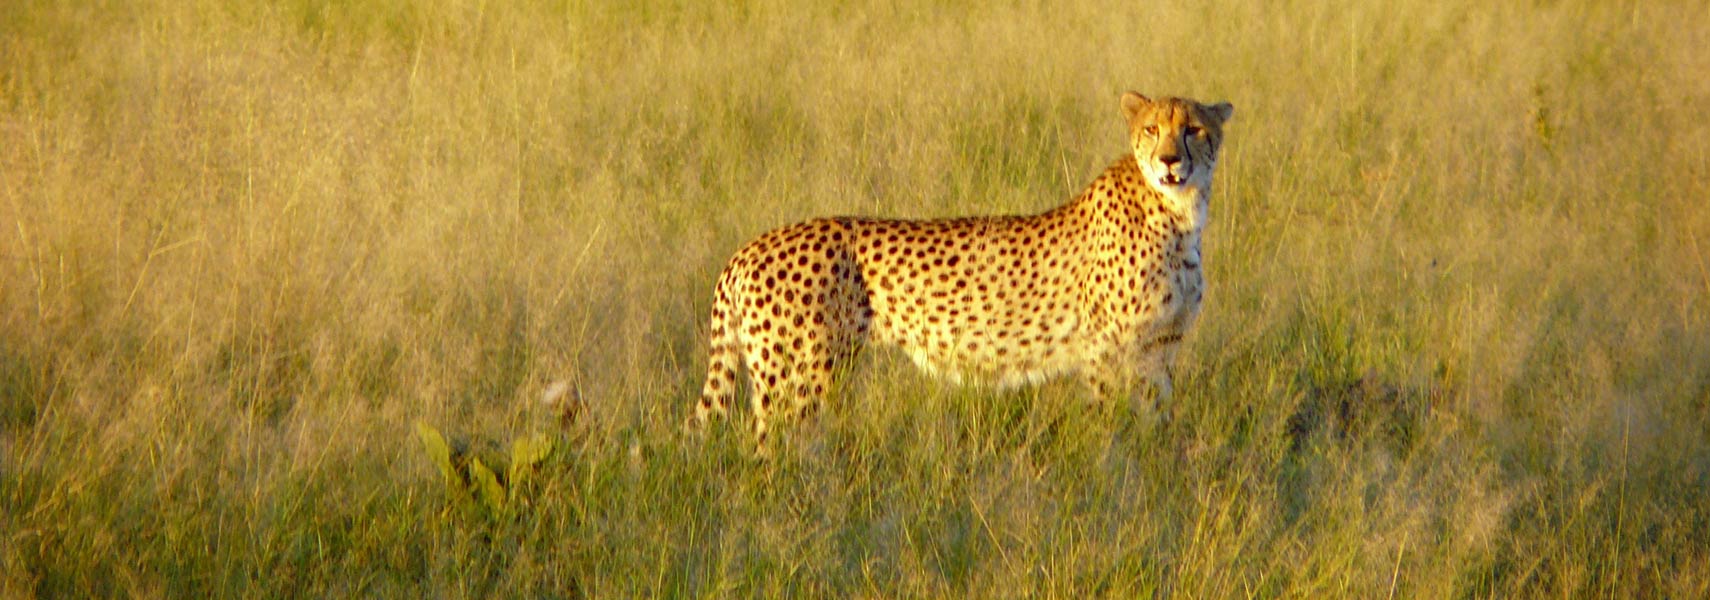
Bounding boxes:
2 0 1708 596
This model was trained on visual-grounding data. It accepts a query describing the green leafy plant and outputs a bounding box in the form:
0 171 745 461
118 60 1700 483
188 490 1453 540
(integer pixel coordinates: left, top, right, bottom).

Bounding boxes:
414 420 554 519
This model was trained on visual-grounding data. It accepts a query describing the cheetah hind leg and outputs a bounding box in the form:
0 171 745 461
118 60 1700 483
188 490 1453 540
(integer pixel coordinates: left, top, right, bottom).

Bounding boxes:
746 343 849 457
742 350 804 456
753 360 841 455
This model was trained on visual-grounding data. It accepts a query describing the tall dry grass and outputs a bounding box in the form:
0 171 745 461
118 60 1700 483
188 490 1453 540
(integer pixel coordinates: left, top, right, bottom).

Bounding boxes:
3 0 1708 596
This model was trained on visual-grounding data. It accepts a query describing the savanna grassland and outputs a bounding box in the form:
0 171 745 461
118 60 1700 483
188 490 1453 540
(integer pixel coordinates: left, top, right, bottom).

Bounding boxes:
3 0 1709 596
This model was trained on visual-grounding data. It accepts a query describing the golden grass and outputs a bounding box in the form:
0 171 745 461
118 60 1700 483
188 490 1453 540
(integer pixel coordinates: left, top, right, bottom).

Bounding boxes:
3 0 1709 596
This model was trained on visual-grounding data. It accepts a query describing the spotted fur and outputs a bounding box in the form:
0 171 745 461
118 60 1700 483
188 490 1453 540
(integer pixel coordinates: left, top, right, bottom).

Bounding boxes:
693 92 1235 442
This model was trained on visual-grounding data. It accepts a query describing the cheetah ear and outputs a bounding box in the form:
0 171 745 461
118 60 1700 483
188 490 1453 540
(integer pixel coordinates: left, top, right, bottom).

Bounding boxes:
1120 91 1152 121
1204 101 1234 125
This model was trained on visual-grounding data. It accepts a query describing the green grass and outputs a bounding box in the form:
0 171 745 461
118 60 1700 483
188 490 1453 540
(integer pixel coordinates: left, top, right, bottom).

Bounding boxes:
4 0 1709 596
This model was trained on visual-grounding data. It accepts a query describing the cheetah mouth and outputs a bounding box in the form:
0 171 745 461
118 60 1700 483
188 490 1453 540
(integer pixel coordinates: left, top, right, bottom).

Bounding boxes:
1159 174 1187 187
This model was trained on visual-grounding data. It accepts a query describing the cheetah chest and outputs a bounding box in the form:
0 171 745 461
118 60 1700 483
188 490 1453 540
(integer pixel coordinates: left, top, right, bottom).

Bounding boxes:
1093 217 1205 357
1155 238 1204 335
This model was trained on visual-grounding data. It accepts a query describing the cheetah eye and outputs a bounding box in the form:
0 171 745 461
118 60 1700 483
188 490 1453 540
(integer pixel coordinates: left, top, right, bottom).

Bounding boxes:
1143 125 1158 136
1184 126 1201 137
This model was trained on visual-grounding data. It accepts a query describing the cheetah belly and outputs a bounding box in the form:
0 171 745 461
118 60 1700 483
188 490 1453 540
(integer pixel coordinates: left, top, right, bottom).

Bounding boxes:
863 276 1089 387
873 308 1085 387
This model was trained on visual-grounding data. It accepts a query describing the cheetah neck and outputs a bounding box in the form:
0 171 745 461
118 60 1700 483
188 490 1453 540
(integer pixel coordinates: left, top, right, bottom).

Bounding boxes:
1167 186 1211 233
1098 157 1211 234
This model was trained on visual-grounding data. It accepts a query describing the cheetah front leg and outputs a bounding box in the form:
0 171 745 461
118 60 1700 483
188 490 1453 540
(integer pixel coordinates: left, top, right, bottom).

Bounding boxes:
1134 348 1176 422
1083 348 1174 422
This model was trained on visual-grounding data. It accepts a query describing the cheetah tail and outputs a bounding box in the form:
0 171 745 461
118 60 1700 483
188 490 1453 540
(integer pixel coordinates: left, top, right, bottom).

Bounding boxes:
693 271 742 428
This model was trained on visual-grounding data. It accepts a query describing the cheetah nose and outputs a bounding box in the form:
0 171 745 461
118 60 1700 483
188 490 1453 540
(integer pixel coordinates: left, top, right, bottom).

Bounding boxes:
1159 155 1182 169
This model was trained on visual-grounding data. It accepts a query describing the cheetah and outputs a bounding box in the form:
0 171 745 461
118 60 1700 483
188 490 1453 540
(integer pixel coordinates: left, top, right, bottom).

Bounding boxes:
693 92 1234 442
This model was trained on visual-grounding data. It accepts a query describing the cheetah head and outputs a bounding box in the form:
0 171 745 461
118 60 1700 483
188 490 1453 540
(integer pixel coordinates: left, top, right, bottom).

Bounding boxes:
1121 92 1234 200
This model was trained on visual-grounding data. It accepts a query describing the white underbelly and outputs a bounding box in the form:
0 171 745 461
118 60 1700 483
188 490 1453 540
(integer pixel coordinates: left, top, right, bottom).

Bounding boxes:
881 311 1088 387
